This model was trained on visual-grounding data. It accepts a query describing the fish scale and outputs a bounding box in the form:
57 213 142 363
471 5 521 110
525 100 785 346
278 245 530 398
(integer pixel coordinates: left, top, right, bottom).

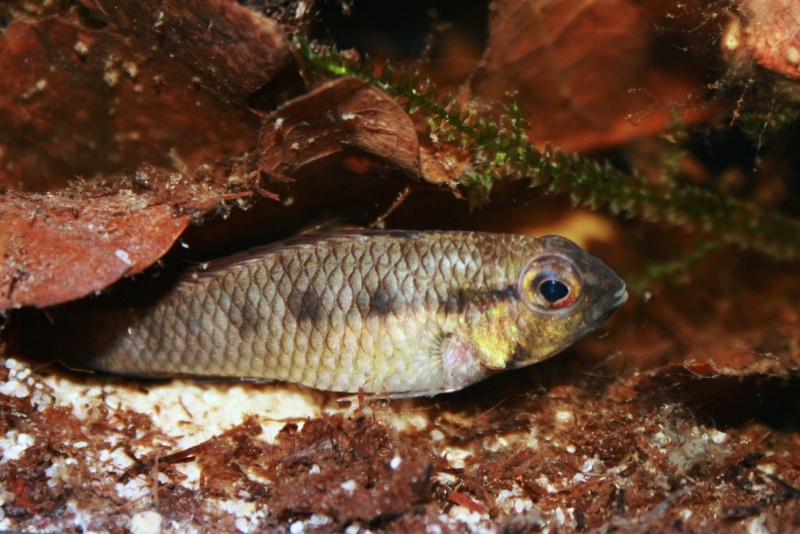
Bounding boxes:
20 230 627 396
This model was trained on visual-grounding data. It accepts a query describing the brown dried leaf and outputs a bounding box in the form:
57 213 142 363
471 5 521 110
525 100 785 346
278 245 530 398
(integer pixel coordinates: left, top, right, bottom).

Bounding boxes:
471 0 704 151
0 18 259 191
417 120 471 185
0 168 255 310
0 192 187 310
80 0 293 95
258 77 421 180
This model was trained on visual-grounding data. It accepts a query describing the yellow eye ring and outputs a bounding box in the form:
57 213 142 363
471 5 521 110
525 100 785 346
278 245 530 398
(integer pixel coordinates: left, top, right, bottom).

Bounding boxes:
518 254 583 314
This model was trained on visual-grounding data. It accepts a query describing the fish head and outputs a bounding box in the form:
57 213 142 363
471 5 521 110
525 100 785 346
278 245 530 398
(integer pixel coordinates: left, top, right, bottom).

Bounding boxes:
491 235 627 370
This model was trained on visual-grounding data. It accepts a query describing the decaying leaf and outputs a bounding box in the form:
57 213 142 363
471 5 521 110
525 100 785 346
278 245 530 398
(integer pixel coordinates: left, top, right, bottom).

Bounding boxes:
0 15 268 191
258 77 421 180
80 0 293 95
257 76 474 186
0 2 296 307
416 113 473 185
0 189 187 310
471 0 707 151
0 168 255 310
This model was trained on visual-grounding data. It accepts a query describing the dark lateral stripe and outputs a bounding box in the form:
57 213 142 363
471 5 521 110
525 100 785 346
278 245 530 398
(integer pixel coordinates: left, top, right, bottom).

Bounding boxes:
489 284 520 302
354 288 394 318
239 298 262 338
369 288 393 316
287 282 520 323
445 284 519 314
287 288 324 321
287 286 398 322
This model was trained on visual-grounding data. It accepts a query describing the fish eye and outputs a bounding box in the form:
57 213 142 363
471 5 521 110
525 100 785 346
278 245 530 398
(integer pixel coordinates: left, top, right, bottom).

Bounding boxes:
539 278 569 302
519 255 583 313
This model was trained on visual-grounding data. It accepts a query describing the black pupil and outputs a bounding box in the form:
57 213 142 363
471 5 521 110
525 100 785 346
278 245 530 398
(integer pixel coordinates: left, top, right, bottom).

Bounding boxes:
539 279 569 302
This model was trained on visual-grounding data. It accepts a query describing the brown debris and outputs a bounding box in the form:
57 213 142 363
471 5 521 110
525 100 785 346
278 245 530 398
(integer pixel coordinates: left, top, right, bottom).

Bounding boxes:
447 491 487 514
432 371 800 532
0 377 178 531
266 413 437 526
0 1 58 23
0 372 444 531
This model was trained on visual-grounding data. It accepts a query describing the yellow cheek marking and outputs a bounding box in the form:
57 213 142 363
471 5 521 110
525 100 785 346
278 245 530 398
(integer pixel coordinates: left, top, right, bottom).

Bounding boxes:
468 302 517 370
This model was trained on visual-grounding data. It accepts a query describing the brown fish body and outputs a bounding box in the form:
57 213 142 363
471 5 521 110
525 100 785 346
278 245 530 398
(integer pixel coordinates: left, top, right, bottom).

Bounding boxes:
42 230 627 396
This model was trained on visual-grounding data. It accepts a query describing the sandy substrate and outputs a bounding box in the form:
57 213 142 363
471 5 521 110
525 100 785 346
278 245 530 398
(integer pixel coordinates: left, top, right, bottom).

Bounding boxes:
3 350 798 533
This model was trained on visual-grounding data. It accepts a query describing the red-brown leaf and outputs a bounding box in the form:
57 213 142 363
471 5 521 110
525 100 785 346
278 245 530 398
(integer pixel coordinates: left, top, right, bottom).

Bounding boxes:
258 77 421 180
80 0 293 95
471 0 707 152
0 18 261 191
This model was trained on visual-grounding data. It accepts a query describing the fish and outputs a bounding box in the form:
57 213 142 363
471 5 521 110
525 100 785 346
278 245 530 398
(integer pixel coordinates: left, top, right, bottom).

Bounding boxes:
21 230 627 396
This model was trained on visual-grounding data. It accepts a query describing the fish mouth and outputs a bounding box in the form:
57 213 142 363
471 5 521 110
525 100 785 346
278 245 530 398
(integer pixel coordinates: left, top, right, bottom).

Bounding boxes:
611 285 628 308
590 283 628 324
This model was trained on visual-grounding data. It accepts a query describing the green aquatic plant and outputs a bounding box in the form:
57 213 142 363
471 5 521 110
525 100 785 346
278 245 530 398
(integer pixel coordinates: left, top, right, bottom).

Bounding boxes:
297 37 800 261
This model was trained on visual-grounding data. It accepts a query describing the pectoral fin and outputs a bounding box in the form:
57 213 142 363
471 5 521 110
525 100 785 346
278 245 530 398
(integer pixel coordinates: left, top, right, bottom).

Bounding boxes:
434 329 493 392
